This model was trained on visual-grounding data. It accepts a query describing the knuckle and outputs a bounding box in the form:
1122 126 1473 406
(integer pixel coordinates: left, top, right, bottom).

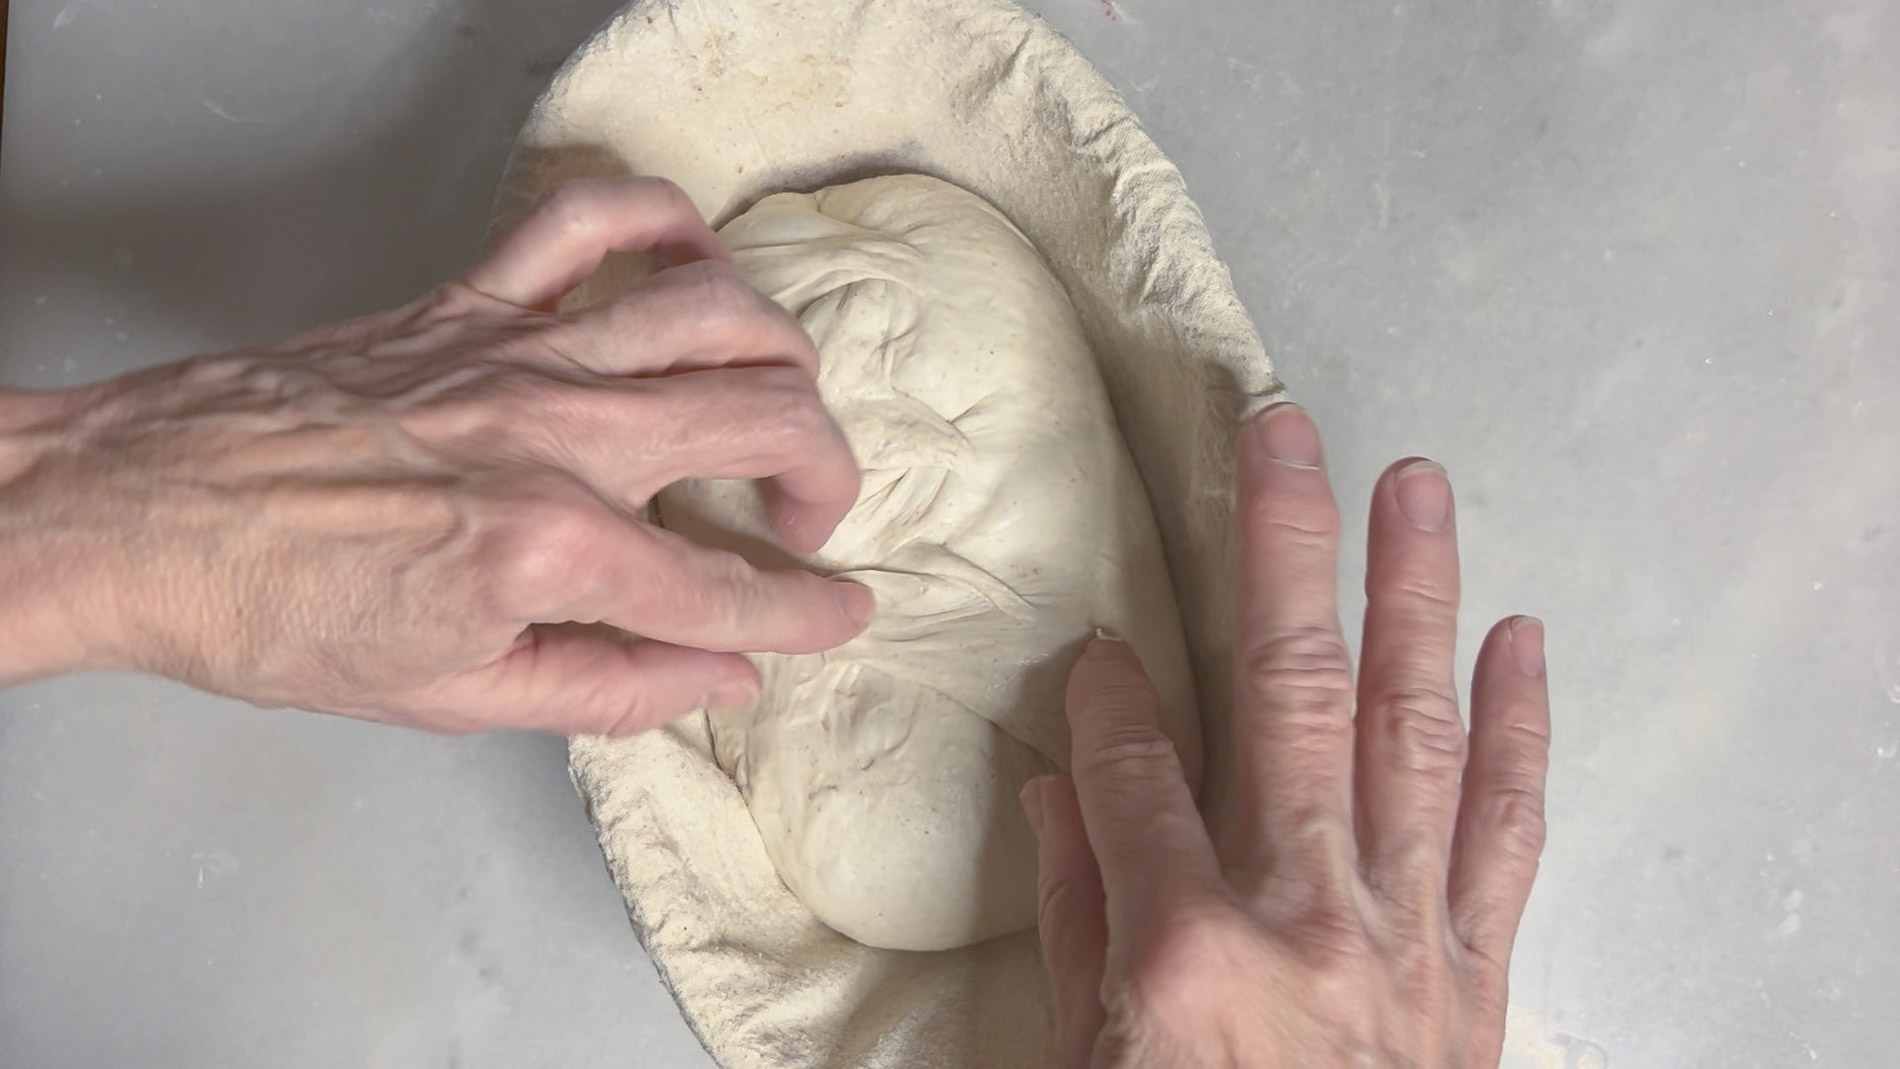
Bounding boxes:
1084 674 1163 715
1076 723 1183 782
425 367 585 444
533 191 586 238
751 373 831 442
1125 903 1249 1019
1237 630 1355 739
634 175 694 211
1387 573 1459 615
1278 918 1379 1004
1370 686 1469 771
687 264 771 331
487 500 610 614
1239 628 1355 695
1498 712 1555 752
539 181 603 230
684 257 746 298
1480 785 1549 859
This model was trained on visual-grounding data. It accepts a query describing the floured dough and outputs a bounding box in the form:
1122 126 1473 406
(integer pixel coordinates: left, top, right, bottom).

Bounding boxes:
657 175 1202 952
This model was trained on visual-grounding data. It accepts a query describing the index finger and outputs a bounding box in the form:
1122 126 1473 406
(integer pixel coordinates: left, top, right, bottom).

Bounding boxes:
468 178 728 311
1065 638 1220 931
1219 403 1358 883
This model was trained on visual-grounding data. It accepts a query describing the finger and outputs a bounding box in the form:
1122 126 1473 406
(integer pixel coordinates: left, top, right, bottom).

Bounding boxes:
560 259 820 377
1066 637 1220 932
561 521 876 655
1448 616 1551 966
1221 402 1357 881
597 366 860 555
1023 775 1109 1069
467 178 728 311
418 627 761 736
1354 458 1466 891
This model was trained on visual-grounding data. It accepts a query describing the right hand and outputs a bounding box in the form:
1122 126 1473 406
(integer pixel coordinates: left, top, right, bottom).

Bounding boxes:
0 178 872 734
1024 404 1551 1067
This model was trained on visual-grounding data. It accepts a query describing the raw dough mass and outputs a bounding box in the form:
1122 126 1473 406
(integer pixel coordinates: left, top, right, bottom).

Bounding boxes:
660 175 1202 951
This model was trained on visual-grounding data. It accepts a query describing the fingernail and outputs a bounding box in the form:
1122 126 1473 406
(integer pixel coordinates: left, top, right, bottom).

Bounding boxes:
1252 403 1323 468
1509 616 1546 677
703 679 759 713
833 580 876 629
1019 776 1049 839
1395 459 1453 531
1084 631 1129 658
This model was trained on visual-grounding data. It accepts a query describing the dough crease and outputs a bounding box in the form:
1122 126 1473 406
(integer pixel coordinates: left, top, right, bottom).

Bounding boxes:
662 175 1199 953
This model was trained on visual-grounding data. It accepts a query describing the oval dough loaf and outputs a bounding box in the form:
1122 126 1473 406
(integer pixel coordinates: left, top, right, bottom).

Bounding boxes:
659 175 1201 952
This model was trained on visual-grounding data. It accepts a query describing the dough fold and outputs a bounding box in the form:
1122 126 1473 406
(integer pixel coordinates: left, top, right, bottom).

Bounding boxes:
659 175 1201 951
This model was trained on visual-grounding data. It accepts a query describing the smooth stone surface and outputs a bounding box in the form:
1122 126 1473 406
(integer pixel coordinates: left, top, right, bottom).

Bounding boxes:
2 1 1895 1066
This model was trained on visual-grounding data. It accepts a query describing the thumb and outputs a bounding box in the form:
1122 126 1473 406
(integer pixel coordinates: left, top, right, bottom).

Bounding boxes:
429 625 761 735
1023 774 1109 1069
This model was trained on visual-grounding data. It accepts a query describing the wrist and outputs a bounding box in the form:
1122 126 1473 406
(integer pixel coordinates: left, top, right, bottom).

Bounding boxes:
0 385 134 685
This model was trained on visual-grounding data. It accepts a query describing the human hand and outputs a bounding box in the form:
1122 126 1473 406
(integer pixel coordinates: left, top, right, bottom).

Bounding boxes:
1024 403 1551 1067
0 178 873 734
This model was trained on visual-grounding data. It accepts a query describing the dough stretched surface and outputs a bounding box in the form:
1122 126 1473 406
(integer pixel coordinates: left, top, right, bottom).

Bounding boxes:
660 175 1201 951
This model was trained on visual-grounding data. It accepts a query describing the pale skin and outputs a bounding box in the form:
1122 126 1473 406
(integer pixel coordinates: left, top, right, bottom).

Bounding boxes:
1025 406 1552 1067
0 179 1549 1065
0 178 873 733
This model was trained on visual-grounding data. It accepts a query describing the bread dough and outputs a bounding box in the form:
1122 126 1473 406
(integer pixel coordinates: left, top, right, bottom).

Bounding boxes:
657 175 1202 952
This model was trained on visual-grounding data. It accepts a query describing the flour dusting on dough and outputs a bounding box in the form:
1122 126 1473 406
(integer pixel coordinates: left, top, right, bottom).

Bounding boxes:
661 175 1199 952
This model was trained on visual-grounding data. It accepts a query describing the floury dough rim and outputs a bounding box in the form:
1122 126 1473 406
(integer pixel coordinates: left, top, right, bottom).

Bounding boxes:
494 1 1279 1066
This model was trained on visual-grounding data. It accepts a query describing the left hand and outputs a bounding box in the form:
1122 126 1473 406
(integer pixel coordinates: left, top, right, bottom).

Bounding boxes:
0 178 870 734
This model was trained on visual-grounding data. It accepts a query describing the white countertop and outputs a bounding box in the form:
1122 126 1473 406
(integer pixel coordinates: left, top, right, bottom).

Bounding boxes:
3 1 1895 1065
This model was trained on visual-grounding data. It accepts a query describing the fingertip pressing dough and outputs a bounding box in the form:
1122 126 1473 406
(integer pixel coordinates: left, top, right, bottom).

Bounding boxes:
660 175 1201 952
